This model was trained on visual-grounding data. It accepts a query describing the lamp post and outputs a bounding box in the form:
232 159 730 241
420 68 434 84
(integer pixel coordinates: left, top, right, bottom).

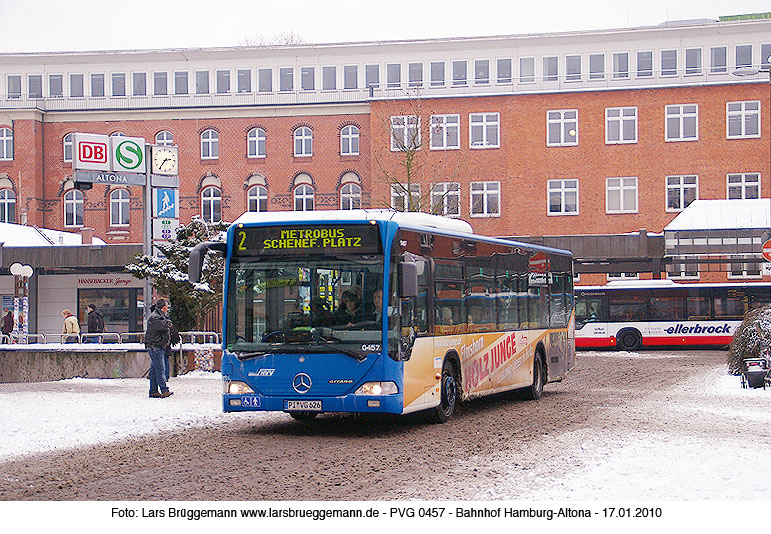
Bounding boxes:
9 262 33 343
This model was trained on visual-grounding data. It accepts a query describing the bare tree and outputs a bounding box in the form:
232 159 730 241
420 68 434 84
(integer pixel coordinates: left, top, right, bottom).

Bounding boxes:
371 89 463 215
237 31 307 47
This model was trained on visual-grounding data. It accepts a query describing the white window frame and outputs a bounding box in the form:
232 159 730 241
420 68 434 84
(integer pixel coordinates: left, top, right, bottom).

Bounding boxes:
391 183 421 212
430 114 460 150
547 179 579 216
667 255 700 281
0 188 16 223
390 115 420 152
155 131 173 146
727 101 761 139
247 185 268 213
109 188 130 227
685 47 702 75
665 104 699 142
200 129 219 160
63 133 73 162
340 125 360 156
612 52 629 79
63 189 84 227
605 106 637 144
0 127 12 160
606 177 638 214
546 109 578 147
727 173 760 199
294 126 313 157
607 272 640 282
340 183 362 210
728 255 762 280
293 184 315 211
666 175 698 212
469 113 500 149
431 182 461 217
247 128 267 158
201 186 222 222
469 181 500 218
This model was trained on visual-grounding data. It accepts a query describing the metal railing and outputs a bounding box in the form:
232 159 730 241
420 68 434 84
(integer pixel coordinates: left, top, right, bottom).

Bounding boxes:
0 331 220 346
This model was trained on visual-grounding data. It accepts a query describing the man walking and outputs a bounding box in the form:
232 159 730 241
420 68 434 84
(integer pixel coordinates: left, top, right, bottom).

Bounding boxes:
86 303 105 343
145 299 174 398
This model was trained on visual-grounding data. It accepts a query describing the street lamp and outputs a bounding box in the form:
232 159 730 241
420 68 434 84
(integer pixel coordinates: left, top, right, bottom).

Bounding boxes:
10 262 33 343
734 56 771 270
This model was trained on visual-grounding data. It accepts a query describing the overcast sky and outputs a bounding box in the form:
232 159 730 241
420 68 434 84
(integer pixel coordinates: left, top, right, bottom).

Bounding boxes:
1 0 770 53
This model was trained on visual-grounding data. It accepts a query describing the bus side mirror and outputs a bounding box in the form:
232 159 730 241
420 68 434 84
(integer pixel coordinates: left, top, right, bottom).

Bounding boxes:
399 261 418 298
189 241 227 283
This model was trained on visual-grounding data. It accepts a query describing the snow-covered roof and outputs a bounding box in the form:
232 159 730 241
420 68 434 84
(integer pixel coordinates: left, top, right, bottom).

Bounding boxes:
0 222 106 247
664 199 770 232
233 209 474 234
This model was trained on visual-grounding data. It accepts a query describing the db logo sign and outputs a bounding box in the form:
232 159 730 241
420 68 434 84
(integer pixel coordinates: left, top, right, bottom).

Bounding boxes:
78 142 107 164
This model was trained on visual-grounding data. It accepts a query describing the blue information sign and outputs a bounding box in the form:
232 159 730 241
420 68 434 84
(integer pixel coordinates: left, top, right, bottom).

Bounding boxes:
155 188 178 218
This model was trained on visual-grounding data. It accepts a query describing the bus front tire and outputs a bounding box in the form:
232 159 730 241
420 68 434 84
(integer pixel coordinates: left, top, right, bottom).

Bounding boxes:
430 359 459 423
617 329 643 351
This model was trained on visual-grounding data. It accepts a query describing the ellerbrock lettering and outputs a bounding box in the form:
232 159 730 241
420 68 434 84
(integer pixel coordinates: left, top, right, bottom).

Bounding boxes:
664 323 731 335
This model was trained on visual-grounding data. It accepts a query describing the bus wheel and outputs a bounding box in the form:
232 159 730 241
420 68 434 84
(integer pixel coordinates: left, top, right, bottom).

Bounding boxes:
521 354 545 400
431 359 459 423
617 328 642 351
289 411 318 422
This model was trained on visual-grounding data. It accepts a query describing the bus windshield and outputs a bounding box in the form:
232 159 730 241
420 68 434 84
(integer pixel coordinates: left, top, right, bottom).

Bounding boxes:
226 255 388 358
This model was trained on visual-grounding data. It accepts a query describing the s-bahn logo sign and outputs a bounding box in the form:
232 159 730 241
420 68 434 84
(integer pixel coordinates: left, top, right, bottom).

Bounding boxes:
73 133 146 173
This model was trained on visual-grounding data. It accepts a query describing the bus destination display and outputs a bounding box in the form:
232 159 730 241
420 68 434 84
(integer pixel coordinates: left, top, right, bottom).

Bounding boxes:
234 224 381 255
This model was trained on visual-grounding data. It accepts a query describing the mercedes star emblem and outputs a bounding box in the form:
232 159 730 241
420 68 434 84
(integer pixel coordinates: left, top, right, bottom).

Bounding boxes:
292 373 312 394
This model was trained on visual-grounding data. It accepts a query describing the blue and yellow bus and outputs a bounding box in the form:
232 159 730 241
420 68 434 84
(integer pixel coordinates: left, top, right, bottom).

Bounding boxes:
189 210 575 422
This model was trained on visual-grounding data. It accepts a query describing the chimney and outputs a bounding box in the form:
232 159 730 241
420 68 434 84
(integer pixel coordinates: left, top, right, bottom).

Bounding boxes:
81 227 94 245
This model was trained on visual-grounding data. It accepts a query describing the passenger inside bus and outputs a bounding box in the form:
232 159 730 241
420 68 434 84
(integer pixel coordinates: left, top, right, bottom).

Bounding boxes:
335 288 364 326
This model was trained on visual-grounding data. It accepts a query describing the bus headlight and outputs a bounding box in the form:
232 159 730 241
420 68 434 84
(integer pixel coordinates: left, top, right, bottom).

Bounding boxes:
226 381 255 395
354 381 398 395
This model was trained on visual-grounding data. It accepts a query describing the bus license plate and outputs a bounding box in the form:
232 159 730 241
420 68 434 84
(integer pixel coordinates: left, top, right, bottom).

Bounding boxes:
286 400 322 411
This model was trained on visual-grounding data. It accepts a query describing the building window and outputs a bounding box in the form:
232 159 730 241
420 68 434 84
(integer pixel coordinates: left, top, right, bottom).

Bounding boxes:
63 133 73 162
727 101 760 138
6 75 21 98
566 55 581 81
665 104 698 142
666 175 698 212
736 45 753 68
606 106 637 144
607 272 639 282
710 46 727 74
520 57 535 83
543 56 558 82
431 182 460 217
729 256 761 279
612 52 629 79
685 48 702 75
408 62 423 87
294 127 313 157
195 71 209 94
294 184 315 211
216 70 230 93
390 115 420 151
49 74 63 98
475 59 490 85
111 73 126 97
589 53 605 79
606 177 638 213
667 255 700 280
0 128 12 160
728 173 760 199
470 181 500 217
153 72 168 95
365 64 379 89
343 65 358 90
201 186 222 222
247 128 267 158
301 67 315 91
637 51 653 77
452 60 467 86
70 74 84 97
258 68 272 92
280 68 295 92
174 71 188 95
155 131 174 146
110 188 130 226
322 66 336 90
469 113 500 148
391 183 421 212
430 114 460 150
548 179 579 215
661 49 677 76
201 129 219 160
497 58 512 84
91 73 105 97
340 125 359 156
27 75 42 99
64 189 84 227
132 72 147 96
340 183 362 210
547 110 578 146
386 63 401 89
247 185 268 212
0 189 16 223
237 69 251 93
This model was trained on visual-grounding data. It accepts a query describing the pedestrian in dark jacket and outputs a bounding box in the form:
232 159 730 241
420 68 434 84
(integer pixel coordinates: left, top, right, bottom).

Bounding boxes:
2 309 13 336
86 303 105 343
145 299 173 398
